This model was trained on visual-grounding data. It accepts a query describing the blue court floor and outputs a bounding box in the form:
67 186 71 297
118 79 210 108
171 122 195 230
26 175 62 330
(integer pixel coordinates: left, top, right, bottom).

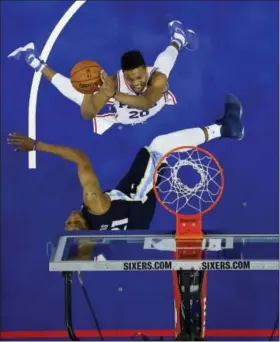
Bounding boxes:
1 1 279 340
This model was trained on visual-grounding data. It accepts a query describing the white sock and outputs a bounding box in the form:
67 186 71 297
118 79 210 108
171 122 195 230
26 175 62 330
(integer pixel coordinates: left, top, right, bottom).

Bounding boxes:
148 125 221 155
171 33 186 49
51 73 84 106
205 124 221 140
29 57 45 72
169 21 186 49
149 127 206 155
153 46 179 77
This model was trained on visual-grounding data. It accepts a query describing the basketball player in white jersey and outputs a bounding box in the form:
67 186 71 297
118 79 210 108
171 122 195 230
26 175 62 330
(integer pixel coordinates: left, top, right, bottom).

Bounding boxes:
8 94 244 231
8 21 197 134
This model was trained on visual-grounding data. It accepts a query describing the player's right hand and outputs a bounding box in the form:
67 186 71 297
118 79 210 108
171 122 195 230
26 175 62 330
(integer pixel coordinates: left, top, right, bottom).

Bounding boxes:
64 211 88 231
100 70 116 97
7 133 35 152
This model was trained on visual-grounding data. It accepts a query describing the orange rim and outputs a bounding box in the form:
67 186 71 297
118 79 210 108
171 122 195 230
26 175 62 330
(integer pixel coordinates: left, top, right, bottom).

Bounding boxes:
152 145 225 218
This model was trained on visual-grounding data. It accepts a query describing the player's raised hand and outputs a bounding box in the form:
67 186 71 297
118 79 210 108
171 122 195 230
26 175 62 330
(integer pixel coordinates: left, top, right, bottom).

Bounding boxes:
7 133 36 152
100 70 116 97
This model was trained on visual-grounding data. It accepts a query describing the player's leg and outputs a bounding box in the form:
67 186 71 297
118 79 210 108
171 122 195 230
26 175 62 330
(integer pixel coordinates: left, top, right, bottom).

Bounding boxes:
7 42 84 106
50 70 84 106
114 147 154 197
148 94 244 155
108 94 244 211
153 21 197 78
108 147 158 229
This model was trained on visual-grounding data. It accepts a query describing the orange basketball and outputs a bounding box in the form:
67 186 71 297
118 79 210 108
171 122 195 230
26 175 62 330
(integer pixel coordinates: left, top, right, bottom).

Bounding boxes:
70 60 102 94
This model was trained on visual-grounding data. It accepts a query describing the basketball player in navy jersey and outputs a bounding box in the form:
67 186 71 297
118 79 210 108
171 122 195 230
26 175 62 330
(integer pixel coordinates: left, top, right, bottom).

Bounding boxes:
8 95 244 231
8 21 197 134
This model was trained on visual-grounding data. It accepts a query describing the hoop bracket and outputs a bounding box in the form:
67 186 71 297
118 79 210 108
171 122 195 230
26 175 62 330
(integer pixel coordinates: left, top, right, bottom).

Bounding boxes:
176 214 203 260
176 214 202 236
174 214 205 340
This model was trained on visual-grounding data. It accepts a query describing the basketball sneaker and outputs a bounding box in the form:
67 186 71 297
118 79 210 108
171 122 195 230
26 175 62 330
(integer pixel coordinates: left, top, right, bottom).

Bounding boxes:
218 94 244 140
7 42 46 72
168 20 198 51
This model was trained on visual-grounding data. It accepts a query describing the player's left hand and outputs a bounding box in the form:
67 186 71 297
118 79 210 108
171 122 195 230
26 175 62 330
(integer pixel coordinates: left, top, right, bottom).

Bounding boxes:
7 133 35 152
100 70 116 97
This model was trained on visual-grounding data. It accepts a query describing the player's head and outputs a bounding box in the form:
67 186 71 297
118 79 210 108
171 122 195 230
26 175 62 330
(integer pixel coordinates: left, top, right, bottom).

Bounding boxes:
121 50 147 93
65 211 88 231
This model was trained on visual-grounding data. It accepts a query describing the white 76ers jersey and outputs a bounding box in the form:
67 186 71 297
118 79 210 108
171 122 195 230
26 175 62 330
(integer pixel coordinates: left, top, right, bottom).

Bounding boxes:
92 67 177 135
112 67 176 125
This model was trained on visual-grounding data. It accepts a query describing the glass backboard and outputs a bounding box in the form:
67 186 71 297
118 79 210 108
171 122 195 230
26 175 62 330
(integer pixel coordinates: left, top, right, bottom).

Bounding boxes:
49 232 279 272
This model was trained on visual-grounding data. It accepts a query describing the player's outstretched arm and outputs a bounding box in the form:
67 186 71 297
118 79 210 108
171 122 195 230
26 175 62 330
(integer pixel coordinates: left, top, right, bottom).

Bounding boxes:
7 133 110 215
114 72 168 110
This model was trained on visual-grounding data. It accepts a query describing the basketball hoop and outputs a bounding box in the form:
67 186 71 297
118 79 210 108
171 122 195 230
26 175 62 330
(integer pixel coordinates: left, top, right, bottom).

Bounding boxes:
153 145 224 237
153 146 224 339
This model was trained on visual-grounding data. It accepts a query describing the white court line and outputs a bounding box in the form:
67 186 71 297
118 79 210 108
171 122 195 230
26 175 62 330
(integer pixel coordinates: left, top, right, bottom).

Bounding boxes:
28 0 88 169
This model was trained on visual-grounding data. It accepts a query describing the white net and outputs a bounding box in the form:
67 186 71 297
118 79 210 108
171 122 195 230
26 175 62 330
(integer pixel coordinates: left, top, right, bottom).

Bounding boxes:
154 147 224 215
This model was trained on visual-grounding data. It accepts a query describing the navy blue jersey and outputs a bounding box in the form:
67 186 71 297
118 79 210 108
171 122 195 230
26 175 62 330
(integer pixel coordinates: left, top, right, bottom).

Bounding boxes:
81 199 130 231
81 148 158 231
